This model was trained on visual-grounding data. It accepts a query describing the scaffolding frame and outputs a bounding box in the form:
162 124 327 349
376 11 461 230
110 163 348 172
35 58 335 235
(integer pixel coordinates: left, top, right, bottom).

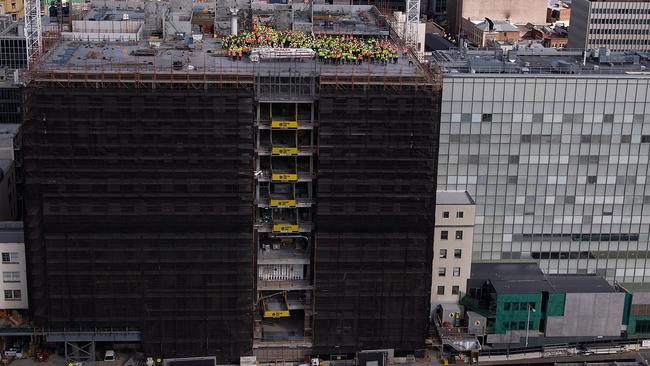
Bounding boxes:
23 77 256 362
23 57 441 361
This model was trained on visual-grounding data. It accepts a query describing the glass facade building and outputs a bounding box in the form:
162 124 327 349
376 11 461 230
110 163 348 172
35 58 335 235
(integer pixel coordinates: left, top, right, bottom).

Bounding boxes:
437 74 650 282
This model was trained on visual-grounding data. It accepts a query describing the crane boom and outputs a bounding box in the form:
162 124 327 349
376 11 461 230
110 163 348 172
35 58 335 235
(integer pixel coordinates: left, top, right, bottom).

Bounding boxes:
404 0 419 51
24 0 43 68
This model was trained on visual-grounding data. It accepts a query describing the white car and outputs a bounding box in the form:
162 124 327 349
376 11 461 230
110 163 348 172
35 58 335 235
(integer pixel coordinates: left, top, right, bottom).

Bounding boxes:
104 350 116 362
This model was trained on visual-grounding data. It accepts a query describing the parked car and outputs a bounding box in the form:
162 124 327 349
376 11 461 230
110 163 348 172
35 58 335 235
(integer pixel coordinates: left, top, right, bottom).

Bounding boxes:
104 350 116 362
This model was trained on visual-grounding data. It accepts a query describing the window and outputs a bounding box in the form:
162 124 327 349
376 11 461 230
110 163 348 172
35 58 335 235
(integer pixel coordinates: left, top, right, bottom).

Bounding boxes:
451 286 459 295
4 290 20 301
456 211 464 218
481 113 492 122
518 321 526 330
454 249 462 258
453 267 461 277
1 252 18 263
441 231 448 240
455 231 463 240
437 286 445 295
642 135 650 143
2 272 19 283
635 320 650 333
439 249 447 258
528 302 535 310
587 176 597 184
504 302 510 311
443 211 449 218
513 302 520 311
438 267 446 277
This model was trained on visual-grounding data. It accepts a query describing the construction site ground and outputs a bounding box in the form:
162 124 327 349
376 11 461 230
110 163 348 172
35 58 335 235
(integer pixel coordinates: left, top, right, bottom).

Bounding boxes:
9 352 131 366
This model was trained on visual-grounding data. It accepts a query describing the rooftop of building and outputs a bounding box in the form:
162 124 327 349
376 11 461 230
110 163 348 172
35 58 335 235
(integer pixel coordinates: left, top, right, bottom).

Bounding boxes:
0 221 23 243
35 38 421 77
471 262 544 282
470 262 617 294
436 190 475 205
429 47 650 76
85 7 146 21
617 283 650 293
546 274 616 293
0 124 20 139
548 0 571 10
471 19 519 33
30 3 428 79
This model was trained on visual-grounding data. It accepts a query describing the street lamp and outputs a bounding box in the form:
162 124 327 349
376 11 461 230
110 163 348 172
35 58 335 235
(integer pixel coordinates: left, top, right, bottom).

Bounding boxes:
525 304 536 348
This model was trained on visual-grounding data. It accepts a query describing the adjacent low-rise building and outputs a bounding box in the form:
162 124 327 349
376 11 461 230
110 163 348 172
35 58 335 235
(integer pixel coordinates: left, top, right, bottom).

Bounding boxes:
462 262 626 347
461 18 520 47
432 191 475 313
447 0 548 40
547 0 571 25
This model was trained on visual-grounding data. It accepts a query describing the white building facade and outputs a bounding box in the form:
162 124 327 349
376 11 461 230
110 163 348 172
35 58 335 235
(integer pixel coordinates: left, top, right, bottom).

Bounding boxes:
0 221 26 309
432 191 475 312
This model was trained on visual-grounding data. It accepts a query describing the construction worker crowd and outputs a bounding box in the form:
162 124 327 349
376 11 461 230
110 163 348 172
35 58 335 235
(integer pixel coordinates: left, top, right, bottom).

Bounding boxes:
223 23 408 65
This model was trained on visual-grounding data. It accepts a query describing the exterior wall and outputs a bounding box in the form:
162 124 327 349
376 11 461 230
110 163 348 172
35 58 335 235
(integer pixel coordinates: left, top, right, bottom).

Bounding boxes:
494 293 542 334
546 293 565 316
460 18 483 46
0 225 27 310
483 30 520 47
0 160 17 220
62 21 144 41
314 82 439 355
431 197 474 309
438 75 650 281
569 0 650 51
629 315 650 333
0 87 23 123
548 7 571 24
0 0 23 20
429 0 447 15
543 36 568 48
545 292 625 337
23 85 255 361
567 0 590 49
448 0 546 38
628 291 650 333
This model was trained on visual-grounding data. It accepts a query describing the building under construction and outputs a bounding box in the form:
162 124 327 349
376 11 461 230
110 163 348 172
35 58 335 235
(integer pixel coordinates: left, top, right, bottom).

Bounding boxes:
22 1 440 362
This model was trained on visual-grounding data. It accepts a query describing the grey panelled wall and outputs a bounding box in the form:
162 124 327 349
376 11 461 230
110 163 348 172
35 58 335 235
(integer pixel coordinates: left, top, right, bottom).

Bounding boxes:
438 75 650 282
545 292 626 337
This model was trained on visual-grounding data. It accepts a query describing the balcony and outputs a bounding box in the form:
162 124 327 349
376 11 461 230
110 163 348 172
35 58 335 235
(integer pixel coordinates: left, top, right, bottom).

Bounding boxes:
258 197 312 208
258 120 315 130
257 145 315 156
255 221 313 233
255 170 313 182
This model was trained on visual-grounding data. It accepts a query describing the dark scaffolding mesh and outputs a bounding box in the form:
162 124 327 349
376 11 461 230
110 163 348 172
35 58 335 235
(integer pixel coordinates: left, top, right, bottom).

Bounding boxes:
313 82 440 354
23 85 255 362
